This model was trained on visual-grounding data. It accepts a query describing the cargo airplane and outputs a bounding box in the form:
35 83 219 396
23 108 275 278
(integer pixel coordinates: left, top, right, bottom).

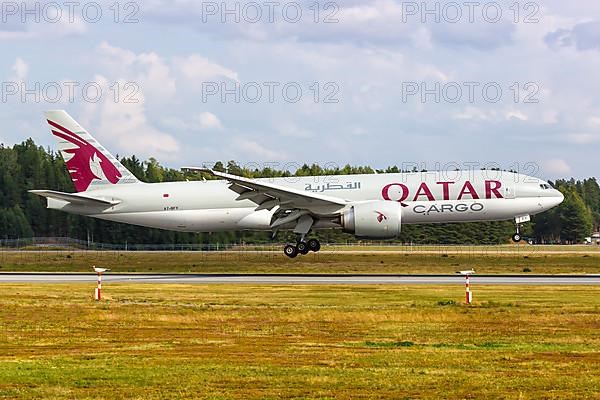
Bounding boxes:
31 111 564 257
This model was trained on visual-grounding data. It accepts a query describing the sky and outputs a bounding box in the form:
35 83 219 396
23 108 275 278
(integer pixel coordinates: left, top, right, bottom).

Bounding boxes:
1 0 599 179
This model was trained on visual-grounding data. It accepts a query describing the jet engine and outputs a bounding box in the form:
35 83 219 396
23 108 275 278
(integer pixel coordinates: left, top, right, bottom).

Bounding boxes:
340 201 402 239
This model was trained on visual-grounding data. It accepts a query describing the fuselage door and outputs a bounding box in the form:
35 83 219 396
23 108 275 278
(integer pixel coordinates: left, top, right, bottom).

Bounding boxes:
503 181 516 199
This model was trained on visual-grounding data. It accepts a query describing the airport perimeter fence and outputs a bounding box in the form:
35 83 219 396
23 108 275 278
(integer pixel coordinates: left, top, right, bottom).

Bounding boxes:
0 236 533 251
0 236 571 260
0 237 241 252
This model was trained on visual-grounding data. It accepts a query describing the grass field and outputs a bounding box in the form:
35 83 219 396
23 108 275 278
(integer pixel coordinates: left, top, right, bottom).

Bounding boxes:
0 284 598 399
1 246 600 274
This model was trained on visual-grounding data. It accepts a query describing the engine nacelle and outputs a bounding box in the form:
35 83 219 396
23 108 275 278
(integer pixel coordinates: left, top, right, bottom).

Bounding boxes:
340 201 402 240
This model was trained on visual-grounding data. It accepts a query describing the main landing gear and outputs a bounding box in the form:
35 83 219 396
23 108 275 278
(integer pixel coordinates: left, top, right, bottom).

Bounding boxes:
283 238 321 258
282 214 320 258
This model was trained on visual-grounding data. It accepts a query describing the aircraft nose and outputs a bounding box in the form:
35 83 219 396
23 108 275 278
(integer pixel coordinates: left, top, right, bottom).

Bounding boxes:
551 189 564 207
538 189 564 211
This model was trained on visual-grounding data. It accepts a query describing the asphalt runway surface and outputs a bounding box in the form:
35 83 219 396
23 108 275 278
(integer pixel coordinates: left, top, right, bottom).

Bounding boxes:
1 273 599 285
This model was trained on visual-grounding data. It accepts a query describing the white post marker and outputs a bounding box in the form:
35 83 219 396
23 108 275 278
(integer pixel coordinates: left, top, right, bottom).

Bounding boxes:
93 266 110 300
456 270 475 305
465 274 472 305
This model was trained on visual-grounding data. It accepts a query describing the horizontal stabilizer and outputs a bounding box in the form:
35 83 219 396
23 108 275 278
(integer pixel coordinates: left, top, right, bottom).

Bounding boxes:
29 190 120 207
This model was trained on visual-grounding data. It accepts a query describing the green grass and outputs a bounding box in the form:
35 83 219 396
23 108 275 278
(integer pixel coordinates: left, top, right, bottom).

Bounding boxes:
0 284 599 399
1 248 600 274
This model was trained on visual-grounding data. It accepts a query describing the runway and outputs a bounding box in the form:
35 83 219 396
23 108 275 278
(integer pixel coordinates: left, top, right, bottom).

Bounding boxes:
1 273 599 285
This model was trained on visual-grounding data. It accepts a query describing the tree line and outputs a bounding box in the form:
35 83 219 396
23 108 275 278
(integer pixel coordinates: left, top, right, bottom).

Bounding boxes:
0 139 597 245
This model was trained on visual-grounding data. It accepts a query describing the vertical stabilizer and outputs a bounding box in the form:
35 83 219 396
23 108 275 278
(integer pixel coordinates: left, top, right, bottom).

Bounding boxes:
45 110 140 192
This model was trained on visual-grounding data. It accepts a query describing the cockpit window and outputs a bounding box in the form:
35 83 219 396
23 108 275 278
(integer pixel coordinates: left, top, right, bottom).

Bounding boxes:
539 184 551 190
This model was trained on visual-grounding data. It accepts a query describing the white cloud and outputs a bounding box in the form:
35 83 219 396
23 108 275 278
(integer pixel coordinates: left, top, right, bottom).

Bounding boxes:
96 42 176 102
566 133 600 144
11 57 28 82
173 54 239 85
97 41 137 66
37 14 87 37
587 116 600 127
80 75 180 159
160 112 223 131
542 158 572 175
197 112 222 130
505 109 528 121
545 21 600 51
541 110 559 125
349 126 367 136
3 1 600 178
0 10 86 40
94 43 241 108
143 0 518 50
275 122 314 138
453 107 490 121
0 31 35 40
232 137 287 161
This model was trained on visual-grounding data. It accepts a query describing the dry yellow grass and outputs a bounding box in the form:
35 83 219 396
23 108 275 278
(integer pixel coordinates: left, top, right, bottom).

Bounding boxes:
0 284 599 399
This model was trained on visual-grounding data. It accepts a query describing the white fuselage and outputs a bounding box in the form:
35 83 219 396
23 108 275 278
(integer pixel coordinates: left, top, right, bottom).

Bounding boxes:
47 170 564 233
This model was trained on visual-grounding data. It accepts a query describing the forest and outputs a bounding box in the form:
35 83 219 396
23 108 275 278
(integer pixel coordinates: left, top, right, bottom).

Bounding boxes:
0 139 597 245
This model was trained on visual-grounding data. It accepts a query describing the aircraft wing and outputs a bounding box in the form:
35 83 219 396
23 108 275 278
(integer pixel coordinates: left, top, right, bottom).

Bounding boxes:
182 168 348 216
29 190 120 207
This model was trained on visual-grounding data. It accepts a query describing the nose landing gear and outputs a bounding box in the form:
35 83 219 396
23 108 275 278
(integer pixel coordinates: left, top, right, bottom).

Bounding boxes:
512 215 531 243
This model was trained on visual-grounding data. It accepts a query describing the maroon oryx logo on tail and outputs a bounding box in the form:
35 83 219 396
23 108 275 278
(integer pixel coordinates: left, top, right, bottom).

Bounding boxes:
48 120 122 192
376 211 387 223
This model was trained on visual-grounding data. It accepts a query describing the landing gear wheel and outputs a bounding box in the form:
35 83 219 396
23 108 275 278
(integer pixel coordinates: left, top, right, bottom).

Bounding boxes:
512 233 522 243
307 239 321 252
284 244 298 258
297 241 310 255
